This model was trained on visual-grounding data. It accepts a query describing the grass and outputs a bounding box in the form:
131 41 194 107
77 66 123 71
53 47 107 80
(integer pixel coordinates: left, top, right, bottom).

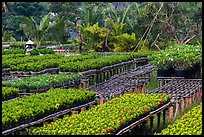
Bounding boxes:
146 70 160 92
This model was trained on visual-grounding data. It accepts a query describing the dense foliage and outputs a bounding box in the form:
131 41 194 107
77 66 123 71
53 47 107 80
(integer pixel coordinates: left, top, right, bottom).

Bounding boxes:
2 88 96 130
2 2 202 51
2 49 25 55
155 103 202 135
2 54 99 71
2 73 81 91
2 52 150 72
147 44 202 70
59 52 151 72
30 49 55 55
28 93 170 135
2 87 19 101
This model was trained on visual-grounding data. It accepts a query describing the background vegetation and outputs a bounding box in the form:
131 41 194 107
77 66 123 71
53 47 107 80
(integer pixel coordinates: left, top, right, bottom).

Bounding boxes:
2 2 202 52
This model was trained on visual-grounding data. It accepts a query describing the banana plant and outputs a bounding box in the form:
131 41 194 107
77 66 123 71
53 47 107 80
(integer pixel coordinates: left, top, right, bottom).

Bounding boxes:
19 12 52 48
104 3 132 35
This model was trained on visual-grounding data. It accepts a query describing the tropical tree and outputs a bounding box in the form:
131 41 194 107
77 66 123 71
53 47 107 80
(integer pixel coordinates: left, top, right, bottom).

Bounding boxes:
103 2 143 52
161 2 202 45
19 13 52 48
76 2 106 53
49 2 81 22
82 22 109 52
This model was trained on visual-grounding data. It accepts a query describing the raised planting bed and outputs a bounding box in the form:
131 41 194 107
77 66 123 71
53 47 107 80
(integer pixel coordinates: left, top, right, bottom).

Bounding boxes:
2 54 99 72
2 49 25 55
59 54 149 72
148 44 202 78
155 103 202 135
2 88 96 132
2 87 19 101
28 93 171 135
2 73 81 93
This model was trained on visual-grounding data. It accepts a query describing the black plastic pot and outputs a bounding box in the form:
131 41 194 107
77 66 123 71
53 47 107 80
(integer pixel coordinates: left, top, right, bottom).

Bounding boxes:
175 69 191 78
157 69 172 77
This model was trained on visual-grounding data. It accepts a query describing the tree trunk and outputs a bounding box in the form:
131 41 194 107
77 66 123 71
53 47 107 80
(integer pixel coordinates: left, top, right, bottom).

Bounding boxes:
140 2 164 50
133 2 164 52
105 27 113 52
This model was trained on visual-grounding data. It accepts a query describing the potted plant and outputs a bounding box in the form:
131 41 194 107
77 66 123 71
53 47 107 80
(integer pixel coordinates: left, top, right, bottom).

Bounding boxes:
173 56 193 78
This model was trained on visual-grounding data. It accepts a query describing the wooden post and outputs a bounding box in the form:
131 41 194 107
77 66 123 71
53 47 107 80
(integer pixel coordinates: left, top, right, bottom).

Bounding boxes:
175 100 179 117
150 116 154 133
169 105 173 121
200 86 202 99
188 96 192 106
72 110 78 115
163 109 166 125
185 97 188 108
101 73 103 82
157 112 161 128
81 107 85 112
159 80 162 87
128 129 132 135
86 81 89 88
100 99 104 105
181 98 185 112
83 82 86 89
141 85 145 94
198 86 202 102
135 86 140 94
134 86 137 93
79 82 82 89
141 121 146 135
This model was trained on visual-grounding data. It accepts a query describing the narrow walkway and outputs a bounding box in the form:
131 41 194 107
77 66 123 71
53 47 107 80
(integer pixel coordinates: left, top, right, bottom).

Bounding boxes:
87 64 155 99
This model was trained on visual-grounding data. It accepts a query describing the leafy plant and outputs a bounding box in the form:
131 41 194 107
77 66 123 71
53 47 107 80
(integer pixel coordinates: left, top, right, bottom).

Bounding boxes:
2 49 25 55
2 73 81 91
28 93 170 135
155 103 202 135
2 88 96 130
2 87 19 101
148 44 202 70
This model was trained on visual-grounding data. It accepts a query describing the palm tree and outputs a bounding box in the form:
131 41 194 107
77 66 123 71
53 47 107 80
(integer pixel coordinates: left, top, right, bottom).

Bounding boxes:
19 13 52 48
104 2 132 34
76 2 106 53
79 2 105 28
47 16 66 46
103 2 132 51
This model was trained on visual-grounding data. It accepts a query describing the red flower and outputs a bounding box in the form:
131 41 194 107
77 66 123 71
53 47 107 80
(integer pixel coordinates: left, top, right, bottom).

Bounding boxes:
104 127 112 131
144 107 149 111
136 110 140 113
124 110 131 113
159 98 164 103
182 115 187 120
